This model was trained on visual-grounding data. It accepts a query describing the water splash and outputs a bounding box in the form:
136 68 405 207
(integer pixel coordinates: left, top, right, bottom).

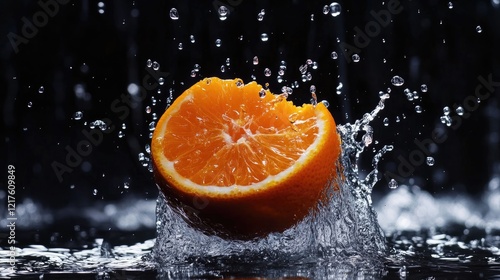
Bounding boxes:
151 94 391 272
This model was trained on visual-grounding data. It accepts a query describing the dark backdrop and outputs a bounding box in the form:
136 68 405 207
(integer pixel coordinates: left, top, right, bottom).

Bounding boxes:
1 1 499 223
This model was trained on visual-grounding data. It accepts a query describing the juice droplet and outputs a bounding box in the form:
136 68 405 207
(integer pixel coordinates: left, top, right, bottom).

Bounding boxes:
169 8 179 20
288 113 298 123
329 2 341 17
391 75 405 86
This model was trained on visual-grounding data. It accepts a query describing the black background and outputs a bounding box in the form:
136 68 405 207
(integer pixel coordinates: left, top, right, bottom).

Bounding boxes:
1 0 499 225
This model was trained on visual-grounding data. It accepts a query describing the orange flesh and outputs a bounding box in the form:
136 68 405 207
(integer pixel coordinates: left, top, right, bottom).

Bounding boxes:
162 79 318 186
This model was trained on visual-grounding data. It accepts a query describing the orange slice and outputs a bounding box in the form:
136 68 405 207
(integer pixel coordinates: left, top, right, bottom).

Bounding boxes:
151 77 341 239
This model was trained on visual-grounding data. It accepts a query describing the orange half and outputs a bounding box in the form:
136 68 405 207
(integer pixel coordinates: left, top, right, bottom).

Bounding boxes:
151 77 341 238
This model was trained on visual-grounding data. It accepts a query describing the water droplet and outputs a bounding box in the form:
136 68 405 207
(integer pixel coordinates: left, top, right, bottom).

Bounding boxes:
178 42 183 50
426 156 435 166
93 189 98 195
38 86 44 93
145 106 152 114
310 85 316 93
27 101 33 108
235 79 244 87
260 33 269 42
121 123 126 129
331 51 338 60
118 131 125 138
123 182 130 189
264 68 271 77
169 8 179 20
415 105 423 113
383 117 389 126
312 61 318 69
190 35 195 43
190 70 196 77
306 72 312 81
226 57 231 66
73 111 83 120
215 39 222 47
220 65 225 72
158 77 165 85
443 106 450 116
448 1 453 9
389 179 398 189
146 59 152 68
395 116 401 122
299 64 308 74
456 106 464 116
420 84 428 92
148 121 156 131
320 100 330 108
152 113 158 120
476 25 482 33
257 10 265 21
391 75 405 86
253 56 259 65
310 14 315 21
152 61 160 71
329 2 341 17
259 89 266 98
218 5 229 20
323 5 330 14
352 54 360 62
399 266 408 278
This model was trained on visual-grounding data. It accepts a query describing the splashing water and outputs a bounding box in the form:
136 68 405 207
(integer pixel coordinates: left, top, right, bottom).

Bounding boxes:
151 94 391 274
